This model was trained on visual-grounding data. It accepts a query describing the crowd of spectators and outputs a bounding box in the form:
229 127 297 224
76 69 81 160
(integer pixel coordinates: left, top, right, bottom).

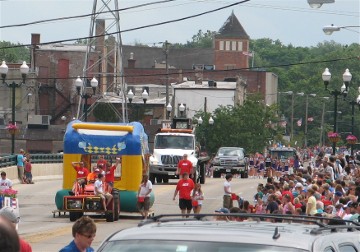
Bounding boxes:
226 150 360 223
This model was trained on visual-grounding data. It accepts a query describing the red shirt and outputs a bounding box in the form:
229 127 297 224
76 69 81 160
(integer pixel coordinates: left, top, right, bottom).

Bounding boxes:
177 159 193 175
176 178 194 200
74 166 89 179
97 159 107 168
105 165 116 183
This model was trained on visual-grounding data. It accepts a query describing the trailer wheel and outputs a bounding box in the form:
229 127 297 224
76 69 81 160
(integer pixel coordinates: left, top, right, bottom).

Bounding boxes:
69 212 83 222
112 189 120 221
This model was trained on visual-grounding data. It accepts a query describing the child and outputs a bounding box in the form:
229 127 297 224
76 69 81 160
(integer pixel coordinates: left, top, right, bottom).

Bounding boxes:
192 183 204 214
24 155 33 184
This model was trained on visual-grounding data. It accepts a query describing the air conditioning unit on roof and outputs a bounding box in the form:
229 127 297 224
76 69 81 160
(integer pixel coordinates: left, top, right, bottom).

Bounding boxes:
28 115 51 129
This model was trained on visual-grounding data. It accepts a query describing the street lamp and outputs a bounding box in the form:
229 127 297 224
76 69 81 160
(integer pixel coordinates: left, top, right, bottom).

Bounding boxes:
322 67 352 154
0 61 29 154
297 92 316 147
197 115 214 152
319 97 330 146
166 102 172 119
127 89 134 104
75 76 98 122
323 24 360 35
307 0 334 8
348 87 360 155
279 91 294 141
179 103 185 117
141 89 149 104
209 116 214 125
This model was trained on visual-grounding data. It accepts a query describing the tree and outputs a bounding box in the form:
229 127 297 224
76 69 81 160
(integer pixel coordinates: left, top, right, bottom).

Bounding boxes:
0 41 30 63
194 94 280 154
173 30 217 49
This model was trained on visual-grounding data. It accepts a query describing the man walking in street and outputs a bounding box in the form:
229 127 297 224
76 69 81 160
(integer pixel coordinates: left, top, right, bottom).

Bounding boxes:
176 154 193 179
173 172 194 218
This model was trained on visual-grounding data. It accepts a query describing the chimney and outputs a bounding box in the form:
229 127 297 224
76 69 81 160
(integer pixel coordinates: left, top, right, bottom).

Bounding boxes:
128 52 136 69
31 33 40 47
31 33 40 71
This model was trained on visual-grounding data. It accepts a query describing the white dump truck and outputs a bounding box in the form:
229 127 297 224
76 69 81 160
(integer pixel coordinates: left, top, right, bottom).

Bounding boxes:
149 118 207 184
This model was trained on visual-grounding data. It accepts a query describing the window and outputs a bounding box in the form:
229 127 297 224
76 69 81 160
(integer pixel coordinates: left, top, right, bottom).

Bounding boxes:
225 41 230 51
231 41 237 51
339 244 357 252
238 41 243 51
219 41 224 50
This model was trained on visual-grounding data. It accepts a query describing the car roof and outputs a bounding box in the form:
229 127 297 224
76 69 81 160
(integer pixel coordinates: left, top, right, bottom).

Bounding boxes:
101 214 360 251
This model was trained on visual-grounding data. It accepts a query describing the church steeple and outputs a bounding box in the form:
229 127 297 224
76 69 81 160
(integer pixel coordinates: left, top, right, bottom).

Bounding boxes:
214 11 250 70
217 11 249 39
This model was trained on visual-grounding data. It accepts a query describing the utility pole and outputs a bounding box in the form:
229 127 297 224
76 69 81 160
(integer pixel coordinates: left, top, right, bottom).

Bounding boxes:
164 40 170 119
291 92 294 142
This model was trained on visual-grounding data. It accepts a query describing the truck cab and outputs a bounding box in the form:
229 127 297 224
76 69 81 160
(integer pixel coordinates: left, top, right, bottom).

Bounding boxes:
149 118 200 184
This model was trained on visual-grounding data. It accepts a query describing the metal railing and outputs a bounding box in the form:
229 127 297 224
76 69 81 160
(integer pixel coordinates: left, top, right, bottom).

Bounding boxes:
0 154 63 167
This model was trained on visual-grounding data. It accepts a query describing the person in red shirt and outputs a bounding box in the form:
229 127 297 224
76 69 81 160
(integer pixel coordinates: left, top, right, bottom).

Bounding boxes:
72 161 90 181
176 154 193 178
173 172 195 217
104 157 121 193
97 155 108 168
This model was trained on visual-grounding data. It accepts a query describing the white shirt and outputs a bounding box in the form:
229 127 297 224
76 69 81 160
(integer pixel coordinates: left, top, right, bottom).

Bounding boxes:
139 180 152 197
0 178 12 191
224 180 231 195
94 179 103 194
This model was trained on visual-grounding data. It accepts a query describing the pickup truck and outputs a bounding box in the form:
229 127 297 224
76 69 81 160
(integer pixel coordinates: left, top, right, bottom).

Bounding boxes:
211 147 248 178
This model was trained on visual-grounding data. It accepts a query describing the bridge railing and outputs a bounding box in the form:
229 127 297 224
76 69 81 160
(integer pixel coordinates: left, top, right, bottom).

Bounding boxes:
0 154 64 167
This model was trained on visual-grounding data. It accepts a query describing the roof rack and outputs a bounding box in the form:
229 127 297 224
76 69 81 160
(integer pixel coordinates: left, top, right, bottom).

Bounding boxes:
139 213 360 234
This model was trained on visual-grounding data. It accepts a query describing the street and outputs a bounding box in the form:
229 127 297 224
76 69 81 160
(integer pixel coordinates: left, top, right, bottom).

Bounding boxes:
16 176 265 251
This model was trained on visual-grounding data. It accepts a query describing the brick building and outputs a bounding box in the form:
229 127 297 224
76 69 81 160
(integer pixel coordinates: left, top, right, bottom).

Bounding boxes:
0 12 277 153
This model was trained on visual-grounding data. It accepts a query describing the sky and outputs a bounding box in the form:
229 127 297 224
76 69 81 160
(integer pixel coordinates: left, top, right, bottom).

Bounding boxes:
0 0 359 48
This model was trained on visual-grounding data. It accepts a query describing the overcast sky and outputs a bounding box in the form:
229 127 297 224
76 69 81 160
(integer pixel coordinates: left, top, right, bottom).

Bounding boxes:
0 0 359 48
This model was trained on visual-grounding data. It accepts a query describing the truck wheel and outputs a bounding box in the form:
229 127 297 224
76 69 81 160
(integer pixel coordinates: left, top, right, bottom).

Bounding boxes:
156 175 163 183
105 210 114 222
162 175 169 183
149 174 156 184
213 171 221 178
199 165 205 184
69 212 83 222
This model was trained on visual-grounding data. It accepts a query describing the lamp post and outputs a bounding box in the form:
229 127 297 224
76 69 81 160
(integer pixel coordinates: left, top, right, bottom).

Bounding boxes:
197 116 214 152
319 97 330 146
127 89 134 104
297 92 316 147
323 24 360 35
348 88 360 155
142 89 149 104
322 67 352 155
166 103 172 119
75 76 98 122
279 91 294 141
0 61 29 154
179 103 185 117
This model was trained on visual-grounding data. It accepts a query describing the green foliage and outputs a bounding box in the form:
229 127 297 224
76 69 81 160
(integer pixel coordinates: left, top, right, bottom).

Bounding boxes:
194 94 281 154
92 103 119 122
0 41 30 63
172 30 216 48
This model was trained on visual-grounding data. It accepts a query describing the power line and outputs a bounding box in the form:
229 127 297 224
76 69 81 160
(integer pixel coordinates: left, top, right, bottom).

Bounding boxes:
0 0 177 29
4 55 358 82
0 0 250 50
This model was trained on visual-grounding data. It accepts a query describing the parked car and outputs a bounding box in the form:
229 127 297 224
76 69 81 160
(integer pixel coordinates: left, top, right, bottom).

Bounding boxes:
211 147 248 178
96 213 360 252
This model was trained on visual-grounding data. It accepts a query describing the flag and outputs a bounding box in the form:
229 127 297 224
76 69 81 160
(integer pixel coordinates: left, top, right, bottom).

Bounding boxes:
242 51 253 57
307 117 314 122
297 118 302 127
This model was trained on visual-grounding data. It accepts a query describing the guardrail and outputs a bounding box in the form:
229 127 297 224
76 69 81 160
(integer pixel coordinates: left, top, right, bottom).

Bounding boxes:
0 154 64 167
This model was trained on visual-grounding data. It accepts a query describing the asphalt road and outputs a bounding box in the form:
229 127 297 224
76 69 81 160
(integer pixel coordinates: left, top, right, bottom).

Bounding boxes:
15 176 266 251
